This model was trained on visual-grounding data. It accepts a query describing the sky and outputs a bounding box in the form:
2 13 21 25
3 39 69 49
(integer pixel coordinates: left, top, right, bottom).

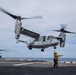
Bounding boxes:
0 0 76 58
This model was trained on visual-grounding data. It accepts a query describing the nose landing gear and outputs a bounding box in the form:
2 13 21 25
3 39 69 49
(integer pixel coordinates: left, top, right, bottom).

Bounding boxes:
41 49 44 52
54 47 56 49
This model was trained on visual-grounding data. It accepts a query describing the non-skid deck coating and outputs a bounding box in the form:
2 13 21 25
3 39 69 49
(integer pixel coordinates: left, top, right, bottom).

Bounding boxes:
0 59 76 75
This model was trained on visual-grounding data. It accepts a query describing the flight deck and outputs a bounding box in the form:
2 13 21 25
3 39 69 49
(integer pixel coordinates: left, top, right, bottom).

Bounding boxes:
0 59 76 75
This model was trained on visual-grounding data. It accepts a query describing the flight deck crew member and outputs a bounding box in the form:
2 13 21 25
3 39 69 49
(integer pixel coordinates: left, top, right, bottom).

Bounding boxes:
53 50 63 68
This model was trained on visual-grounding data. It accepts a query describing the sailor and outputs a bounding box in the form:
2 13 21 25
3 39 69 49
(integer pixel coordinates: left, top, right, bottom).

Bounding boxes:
53 50 63 68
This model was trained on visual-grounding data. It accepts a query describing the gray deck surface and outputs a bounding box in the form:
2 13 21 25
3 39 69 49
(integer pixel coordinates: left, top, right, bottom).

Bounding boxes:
0 59 76 75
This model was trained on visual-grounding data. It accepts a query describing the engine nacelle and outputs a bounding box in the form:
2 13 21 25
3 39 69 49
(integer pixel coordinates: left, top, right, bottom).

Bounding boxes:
59 32 66 47
15 20 22 39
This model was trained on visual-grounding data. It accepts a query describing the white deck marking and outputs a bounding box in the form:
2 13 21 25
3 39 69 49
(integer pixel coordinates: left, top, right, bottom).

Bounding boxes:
13 62 34 66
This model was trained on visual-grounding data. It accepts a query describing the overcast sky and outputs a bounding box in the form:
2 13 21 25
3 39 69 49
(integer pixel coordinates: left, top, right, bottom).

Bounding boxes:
0 0 76 58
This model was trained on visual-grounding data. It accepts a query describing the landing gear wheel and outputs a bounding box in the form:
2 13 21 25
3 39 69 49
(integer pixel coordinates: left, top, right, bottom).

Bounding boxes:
0 56 2 58
54 47 56 49
41 49 44 52
28 45 32 50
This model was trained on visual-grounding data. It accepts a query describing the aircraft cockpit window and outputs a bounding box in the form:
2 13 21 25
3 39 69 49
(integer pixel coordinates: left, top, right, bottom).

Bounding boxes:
47 36 51 40
43 36 46 41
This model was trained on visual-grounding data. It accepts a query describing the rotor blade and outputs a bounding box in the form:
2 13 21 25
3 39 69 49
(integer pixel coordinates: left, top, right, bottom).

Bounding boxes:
21 16 43 20
53 30 61 32
63 30 76 34
53 30 76 34
0 49 7 51
47 29 62 32
0 49 16 52
0 7 18 19
60 24 67 29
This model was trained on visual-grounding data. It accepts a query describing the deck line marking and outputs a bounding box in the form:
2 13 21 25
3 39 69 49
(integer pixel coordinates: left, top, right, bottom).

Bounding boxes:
13 62 34 66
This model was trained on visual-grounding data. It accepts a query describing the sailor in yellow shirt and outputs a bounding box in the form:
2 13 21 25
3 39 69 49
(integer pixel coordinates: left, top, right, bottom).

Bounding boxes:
53 50 63 68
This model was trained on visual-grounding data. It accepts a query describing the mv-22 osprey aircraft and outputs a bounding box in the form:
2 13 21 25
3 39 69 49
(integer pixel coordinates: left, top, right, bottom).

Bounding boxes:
0 7 76 52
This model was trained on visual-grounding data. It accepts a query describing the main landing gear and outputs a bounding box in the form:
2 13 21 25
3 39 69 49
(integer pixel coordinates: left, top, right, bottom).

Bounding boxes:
54 46 56 49
0 55 2 58
28 45 32 50
41 49 44 52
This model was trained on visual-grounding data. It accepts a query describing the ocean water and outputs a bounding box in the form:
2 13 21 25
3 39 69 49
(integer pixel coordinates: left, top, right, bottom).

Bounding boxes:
3 57 76 62
25 58 76 62
59 58 76 62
